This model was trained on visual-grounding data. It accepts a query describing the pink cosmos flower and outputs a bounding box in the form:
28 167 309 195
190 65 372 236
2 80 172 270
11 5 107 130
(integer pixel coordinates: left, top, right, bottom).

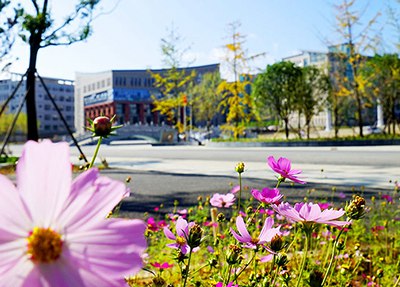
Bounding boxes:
216 282 238 287
230 185 240 194
150 262 174 270
210 193 236 208
381 194 393 203
251 187 283 204
230 216 281 249
267 156 306 184
0 140 147 286
260 254 274 263
147 217 166 232
318 202 332 210
272 202 350 227
163 216 194 254
230 185 248 194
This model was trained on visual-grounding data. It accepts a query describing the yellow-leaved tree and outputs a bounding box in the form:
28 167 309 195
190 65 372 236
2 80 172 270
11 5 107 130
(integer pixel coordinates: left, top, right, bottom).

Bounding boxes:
150 26 196 135
217 21 263 139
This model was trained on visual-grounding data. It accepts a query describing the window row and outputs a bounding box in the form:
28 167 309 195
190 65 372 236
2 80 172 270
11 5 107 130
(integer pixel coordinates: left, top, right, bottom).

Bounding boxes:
83 78 111 93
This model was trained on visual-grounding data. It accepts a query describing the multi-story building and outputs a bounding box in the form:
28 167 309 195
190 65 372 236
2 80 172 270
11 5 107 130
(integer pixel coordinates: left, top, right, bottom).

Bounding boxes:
282 50 328 68
0 74 75 138
282 50 332 130
74 64 219 135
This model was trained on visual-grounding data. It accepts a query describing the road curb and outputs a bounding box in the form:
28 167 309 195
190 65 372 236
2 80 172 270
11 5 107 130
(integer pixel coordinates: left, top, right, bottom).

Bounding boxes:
205 139 400 147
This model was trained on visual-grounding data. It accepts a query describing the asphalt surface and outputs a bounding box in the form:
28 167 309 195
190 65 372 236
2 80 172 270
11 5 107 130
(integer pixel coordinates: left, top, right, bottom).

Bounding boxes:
100 168 386 220
6 143 398 219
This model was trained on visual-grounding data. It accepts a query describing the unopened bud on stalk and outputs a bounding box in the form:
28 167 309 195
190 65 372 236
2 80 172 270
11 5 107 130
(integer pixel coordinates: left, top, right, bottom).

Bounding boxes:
376 269 384 278
227 244 242 265
152 276 166 287
270 234 284 252
87 115 122 138
235 162 245 174
217 213 225 222
276 253 289 267
188 224 203 249
93 116 112 137
346 195 366 220
309 270 324 287
246 206 253 214
336 239 345 251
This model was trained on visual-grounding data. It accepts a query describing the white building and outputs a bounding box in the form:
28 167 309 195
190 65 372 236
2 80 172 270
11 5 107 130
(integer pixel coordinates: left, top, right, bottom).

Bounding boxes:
283 50 332 131
0 74 75 138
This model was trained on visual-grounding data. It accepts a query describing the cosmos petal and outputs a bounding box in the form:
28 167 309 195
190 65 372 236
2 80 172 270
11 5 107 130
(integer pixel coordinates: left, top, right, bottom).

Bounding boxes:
57 169 128 232
16 140 71 227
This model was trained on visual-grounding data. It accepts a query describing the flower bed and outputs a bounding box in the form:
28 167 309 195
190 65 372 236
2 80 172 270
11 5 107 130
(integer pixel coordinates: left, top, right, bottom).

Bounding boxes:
0 116 398 286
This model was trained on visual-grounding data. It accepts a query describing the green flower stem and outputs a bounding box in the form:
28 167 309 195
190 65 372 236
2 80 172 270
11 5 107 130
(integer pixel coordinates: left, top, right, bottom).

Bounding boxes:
394 273 400 287
182 249 193 287
225 264 233 285
237 173 242 213
269 254 276 277
275 177 284 188
233 250 257 282
89 136 103 168
321 228 345 286
270 255 280 287
246 202 265 225
295 228 311 287
191 263 210 275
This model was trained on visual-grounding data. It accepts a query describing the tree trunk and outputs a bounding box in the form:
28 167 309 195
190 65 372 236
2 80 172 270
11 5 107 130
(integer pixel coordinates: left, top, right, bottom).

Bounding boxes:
297 111 302 139
355 93 364 138
26 38 40 141
306 118 311 139
333 96 339 139
284 118 289 139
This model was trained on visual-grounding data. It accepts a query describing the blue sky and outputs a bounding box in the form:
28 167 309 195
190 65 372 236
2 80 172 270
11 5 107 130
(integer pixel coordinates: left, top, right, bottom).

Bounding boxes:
6 0 399 80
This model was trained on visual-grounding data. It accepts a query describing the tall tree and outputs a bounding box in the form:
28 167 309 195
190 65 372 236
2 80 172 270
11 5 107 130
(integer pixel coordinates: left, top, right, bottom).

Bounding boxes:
188 71 221 134
150 27 196 135
252 61 302 140
331 0 380 137
217 21 263 139
297 66 330 139
1 0 100 141
361 54 400 135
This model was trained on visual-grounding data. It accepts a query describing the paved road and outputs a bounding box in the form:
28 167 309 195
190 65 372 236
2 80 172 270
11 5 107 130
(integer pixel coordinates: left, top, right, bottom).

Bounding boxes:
8 143 399 218
9 143 399 189
66 143 399 188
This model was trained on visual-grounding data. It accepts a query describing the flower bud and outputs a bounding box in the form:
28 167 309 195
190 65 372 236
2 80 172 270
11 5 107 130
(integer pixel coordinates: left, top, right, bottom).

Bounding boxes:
152 276 166 287
336 239 345 251
270 234 284 252
376 269 384 278
217 213 226 222
235 162 245 174
93 116 112 137
346 195 366 220
208 258 218 268
227 244 242 265
246 206 253 215
276 253 289 267
309 270 324 287
188 224 203 249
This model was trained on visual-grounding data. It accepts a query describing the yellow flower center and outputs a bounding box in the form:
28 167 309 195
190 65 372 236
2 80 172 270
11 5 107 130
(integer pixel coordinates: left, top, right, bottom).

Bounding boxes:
176 236 186 246
250 237 260 245
27 227 63 263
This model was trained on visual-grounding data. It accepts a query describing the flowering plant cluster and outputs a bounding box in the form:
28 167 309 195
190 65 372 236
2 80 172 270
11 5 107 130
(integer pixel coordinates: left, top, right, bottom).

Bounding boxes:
137 155 399 287
0 116 398 287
